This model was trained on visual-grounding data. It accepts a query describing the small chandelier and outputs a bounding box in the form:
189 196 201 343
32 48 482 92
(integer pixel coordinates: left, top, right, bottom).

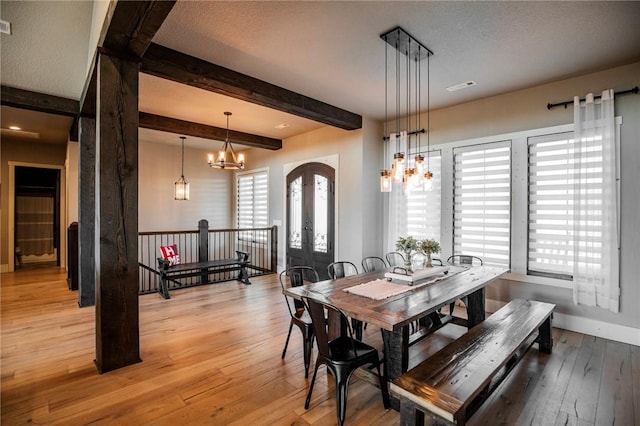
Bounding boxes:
379 27 434 193
174 136 190 200
208 111 245 170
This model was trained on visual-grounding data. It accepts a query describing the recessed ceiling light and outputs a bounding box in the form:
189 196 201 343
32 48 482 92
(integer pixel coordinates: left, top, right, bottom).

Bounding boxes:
274 123 290 129
446 81 477 92
9 125 21 130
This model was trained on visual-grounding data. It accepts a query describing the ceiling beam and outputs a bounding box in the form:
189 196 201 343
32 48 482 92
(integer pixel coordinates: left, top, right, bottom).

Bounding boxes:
139 112 282 150
1 85 79 117
100 1 177 58
140 43 362 131
81 0 177 118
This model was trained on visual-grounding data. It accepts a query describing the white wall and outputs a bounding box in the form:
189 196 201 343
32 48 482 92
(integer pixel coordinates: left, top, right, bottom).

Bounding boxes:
138 140 233 232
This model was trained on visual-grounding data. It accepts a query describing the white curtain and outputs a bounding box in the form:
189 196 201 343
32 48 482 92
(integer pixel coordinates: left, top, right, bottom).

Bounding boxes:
572 89 619 312
386 132 408 252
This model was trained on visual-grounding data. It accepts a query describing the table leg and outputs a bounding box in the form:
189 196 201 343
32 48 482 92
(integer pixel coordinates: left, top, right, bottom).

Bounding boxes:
382 326 409 410
465 287 486 328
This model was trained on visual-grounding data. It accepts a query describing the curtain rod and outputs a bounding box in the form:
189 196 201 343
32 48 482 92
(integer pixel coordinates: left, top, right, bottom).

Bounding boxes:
547 86 639 110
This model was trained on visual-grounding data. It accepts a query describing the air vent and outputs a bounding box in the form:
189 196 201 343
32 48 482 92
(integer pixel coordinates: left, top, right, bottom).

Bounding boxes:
446 81 477 92
0 20 11 35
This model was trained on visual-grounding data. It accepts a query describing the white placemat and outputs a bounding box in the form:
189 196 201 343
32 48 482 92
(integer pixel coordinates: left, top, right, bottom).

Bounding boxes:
343 266 469 300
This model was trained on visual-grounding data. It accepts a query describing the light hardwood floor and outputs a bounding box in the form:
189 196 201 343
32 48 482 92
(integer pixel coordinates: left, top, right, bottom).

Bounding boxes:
1 267 638 425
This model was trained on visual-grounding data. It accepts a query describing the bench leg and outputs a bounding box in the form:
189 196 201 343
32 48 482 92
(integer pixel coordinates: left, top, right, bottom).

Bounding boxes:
159 276 171 300
465 288 486 328
399 397 422 426
238 265 251 285
538 314 553 354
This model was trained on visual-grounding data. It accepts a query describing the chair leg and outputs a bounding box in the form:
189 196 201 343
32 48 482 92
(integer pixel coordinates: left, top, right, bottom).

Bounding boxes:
352 318 363 340
335 375 349 426
375 361 390 409
282 322 293 359
303 330 313 378
305 362 321 409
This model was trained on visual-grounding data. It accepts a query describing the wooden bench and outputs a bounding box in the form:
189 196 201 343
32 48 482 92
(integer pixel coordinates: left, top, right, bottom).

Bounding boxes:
390 298 555 426
157 250 251 299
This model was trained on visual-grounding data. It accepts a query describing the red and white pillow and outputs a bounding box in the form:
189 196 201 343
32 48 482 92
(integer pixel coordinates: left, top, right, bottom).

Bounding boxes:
159 244 181 266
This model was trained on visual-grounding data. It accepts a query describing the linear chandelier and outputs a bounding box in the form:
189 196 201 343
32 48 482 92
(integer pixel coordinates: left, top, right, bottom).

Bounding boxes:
379 27 434 193
208 111 245 170
174 136 190 200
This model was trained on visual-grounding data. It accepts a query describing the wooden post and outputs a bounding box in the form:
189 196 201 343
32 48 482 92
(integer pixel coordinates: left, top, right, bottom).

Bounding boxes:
94 51 141 373
198 219 209 284
271 225 278 273
78 117 96 307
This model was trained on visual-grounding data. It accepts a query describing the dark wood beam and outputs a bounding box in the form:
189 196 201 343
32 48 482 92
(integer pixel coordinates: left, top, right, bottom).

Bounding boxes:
101 1 176 58
1 85 78 117
95 52 141 373
139 112 282 150
141 43 362 131
80 54 97 118
80 1 176 118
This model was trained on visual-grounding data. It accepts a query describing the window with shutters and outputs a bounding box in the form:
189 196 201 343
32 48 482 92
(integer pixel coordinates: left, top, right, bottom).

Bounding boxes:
406 152 442 242
237 170 268 241
453 141 511 267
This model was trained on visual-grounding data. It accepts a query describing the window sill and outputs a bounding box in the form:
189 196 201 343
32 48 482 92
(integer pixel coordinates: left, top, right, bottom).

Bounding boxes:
502 272 573 290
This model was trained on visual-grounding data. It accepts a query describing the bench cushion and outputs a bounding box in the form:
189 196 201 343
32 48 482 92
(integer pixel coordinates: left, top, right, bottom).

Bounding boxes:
391 298 555 424
159 243 180 266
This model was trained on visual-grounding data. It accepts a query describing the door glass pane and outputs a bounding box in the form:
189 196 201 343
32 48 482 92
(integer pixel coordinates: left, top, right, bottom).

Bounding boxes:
289 176 302 249
314 174 328 253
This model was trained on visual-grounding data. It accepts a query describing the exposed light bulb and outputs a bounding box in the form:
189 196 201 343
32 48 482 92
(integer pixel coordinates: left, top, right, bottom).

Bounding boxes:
380 170 392 192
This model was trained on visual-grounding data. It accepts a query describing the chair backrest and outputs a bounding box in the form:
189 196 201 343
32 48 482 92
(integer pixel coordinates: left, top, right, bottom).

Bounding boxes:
361 256 387 273
447 255 483 266
279 266 320 316
327 261 358 279
304 296 353 359
385 251 405 267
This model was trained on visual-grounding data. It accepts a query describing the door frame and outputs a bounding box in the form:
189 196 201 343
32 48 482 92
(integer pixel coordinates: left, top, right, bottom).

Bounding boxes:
7 162 67 273
282 154 339 272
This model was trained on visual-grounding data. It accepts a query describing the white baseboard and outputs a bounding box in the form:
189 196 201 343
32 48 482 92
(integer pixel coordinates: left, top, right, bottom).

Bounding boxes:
0 264 8 273
486 299 640 347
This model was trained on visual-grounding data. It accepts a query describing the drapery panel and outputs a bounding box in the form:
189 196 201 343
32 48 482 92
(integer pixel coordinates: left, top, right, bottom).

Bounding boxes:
572 89 619 312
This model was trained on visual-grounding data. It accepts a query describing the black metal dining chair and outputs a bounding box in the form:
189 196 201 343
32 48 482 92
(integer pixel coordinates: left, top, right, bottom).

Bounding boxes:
303 295 389 426
327 261 358 279
279 266 319 378
327 261 365 339
361 256 387 273
385 251 405 267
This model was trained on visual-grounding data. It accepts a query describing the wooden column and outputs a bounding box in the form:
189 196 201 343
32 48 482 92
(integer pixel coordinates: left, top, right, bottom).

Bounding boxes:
94 51 141 373
198 219 209 284
78 117 96 307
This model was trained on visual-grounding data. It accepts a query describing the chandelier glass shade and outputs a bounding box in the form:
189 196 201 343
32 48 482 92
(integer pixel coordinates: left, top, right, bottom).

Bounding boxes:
379 27 434 193
174 136 190 200
208 112 245 170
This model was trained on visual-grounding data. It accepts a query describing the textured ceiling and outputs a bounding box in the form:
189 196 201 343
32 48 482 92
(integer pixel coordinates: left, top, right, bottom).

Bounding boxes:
2 1 640 147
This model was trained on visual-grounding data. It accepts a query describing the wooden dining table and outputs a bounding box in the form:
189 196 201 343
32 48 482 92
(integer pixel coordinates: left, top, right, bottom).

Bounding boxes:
283 265 509 408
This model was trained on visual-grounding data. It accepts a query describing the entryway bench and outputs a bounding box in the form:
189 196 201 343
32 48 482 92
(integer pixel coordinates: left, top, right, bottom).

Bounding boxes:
157 250 251 299
390 298 555 426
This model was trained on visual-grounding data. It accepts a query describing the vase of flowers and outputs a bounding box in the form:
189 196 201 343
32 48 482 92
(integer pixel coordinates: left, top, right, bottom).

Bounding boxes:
419 238 441 268
395 236 418 271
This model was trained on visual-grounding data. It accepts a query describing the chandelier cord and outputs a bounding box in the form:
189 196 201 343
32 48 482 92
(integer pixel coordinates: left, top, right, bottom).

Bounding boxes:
180 136 185 178
395 30 400 151
427 50 430 172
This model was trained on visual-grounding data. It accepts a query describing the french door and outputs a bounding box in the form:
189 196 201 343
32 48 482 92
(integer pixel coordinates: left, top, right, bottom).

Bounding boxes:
286 162 335 280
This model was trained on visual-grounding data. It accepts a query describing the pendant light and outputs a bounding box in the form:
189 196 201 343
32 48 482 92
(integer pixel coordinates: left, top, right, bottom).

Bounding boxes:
379 27 433 193
208 112 245 170
174 136 190 200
